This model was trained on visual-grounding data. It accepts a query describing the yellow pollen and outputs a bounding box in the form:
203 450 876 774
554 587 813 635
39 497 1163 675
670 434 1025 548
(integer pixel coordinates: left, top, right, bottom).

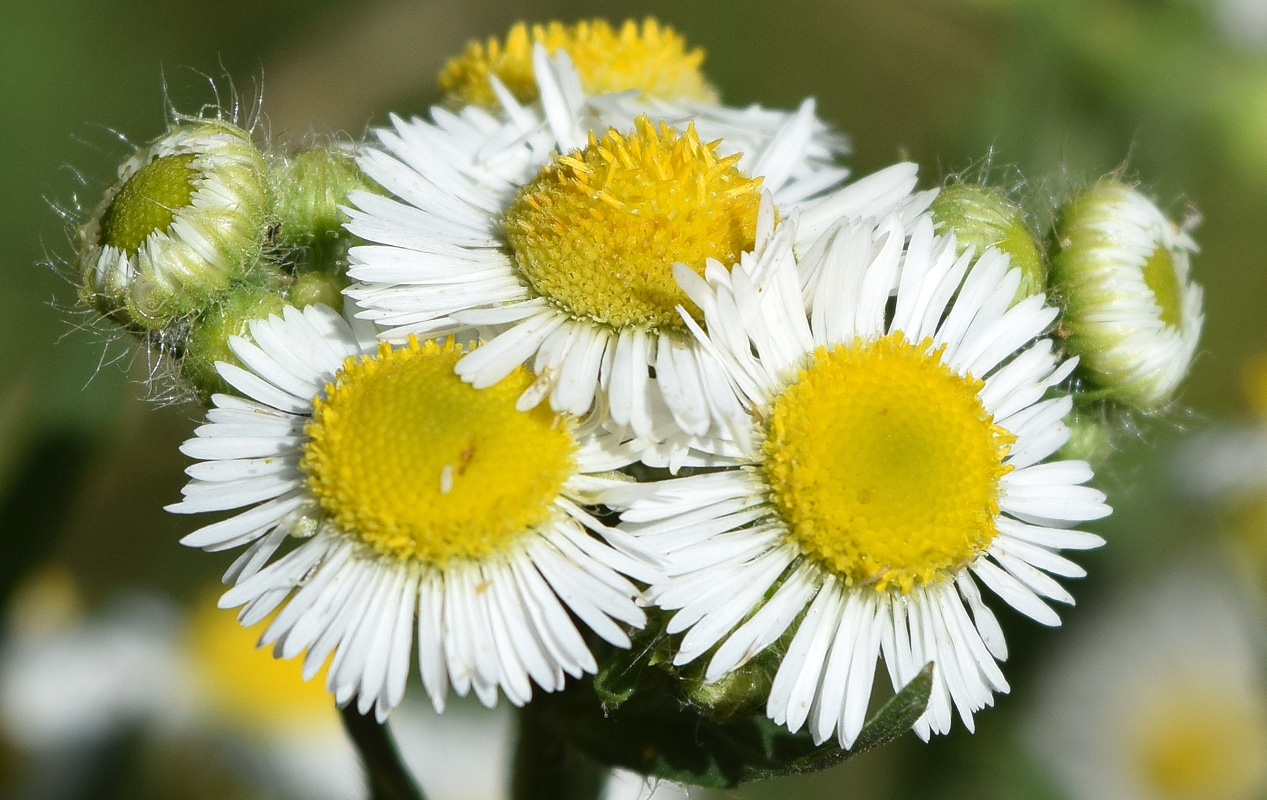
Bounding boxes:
1130 684 1267 800
439 18 717 108
301 337 577 565
504 116 762 331
762 333 1014 593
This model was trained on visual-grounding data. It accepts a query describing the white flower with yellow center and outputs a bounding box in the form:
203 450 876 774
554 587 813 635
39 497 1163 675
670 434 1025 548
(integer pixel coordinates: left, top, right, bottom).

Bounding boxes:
1026 565 1267 800
613 211 1111 746
77 120 268 329
1051 180 1204 409
167 303 655 720
438 18 719 109
346 46 925 448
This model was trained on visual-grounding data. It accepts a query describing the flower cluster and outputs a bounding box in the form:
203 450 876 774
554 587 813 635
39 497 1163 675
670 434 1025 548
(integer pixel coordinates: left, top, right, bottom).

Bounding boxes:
66 16 1204 786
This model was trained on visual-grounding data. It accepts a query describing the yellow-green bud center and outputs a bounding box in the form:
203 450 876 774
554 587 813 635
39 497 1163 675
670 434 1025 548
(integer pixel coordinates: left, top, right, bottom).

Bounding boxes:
1141 245 1184 329
99 153 199 254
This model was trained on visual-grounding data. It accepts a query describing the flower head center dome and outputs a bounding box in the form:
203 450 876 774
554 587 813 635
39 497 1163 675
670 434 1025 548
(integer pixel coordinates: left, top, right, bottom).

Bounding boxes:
1142 244 1184 329
301 338 576 565
439 18 716 108
98 153 198 254
504 117 762 331
762 333 1014 593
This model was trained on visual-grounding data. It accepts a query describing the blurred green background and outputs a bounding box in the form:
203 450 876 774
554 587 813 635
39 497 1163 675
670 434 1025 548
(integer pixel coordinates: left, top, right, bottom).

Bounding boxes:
3 0 1267 798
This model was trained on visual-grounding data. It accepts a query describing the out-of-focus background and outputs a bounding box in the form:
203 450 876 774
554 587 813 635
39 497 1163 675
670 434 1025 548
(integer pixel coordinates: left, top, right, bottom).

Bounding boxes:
3 1 1267 798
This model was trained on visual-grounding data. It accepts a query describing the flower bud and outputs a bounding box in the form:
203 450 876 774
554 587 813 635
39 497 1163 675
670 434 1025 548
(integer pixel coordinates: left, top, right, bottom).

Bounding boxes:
931 183 1045 304
269 146 368 252
1057 405 1117 468
1051 180 1203 410
287 271 345 310
683 646 780 720
182 283 285 398
78 121 269 330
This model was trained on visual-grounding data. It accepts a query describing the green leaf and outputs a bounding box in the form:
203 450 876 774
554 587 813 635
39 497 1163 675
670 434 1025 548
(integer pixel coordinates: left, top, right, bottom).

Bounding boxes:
542 663 934 789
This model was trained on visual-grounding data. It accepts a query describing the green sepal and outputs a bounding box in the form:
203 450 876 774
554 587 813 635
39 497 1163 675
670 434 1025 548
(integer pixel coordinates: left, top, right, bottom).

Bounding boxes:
542 661 933 789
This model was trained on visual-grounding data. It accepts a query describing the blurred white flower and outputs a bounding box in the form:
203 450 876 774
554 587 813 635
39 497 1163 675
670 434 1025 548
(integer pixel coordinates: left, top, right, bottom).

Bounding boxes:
1026 562 1267 800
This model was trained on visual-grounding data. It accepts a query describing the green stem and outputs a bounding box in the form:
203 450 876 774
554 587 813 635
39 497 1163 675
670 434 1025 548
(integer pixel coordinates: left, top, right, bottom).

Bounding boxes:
512 699 608 800
340 705 426 800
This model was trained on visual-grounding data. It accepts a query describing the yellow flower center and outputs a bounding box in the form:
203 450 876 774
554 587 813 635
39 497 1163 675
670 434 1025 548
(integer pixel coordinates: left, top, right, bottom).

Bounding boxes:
1142 244 1184 329
301 338 577 565
504 117 762 331
439 18 717 108
1131 684 1267 800
99 153 199 254
762 333 1014 593
188 593 336 732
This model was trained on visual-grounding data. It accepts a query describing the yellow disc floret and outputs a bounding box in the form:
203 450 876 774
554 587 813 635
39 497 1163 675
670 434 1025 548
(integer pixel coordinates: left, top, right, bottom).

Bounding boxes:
762 333 1014 593
439 18 717 108
504 116 762 331
301 337 576 565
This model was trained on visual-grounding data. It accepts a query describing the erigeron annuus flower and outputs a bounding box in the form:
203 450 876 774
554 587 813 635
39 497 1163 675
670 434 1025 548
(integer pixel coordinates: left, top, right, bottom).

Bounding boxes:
1051 180 1204 409
167 303 656 720
346 46 926 449
77 120 269 329
613 211 1111 746
1026 565 1267 800
439 18 718 108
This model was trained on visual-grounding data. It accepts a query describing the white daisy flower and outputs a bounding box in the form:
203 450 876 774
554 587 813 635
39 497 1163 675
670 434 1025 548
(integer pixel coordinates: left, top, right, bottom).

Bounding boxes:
1026 563 1267 800
613 211 1111 747
77 120 269 329
1051 180 1204 409
346 46 927 447
167 303 656 721
437 18 721 109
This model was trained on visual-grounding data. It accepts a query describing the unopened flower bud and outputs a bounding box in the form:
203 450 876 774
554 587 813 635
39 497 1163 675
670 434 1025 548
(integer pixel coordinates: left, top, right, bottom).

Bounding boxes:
183 283 286 398
1051 180 1204 410
931 183 1045 304
270 146 368 251
683 647 780 720
287 271 345 310
78 121 269 330
1057 405 1117 468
